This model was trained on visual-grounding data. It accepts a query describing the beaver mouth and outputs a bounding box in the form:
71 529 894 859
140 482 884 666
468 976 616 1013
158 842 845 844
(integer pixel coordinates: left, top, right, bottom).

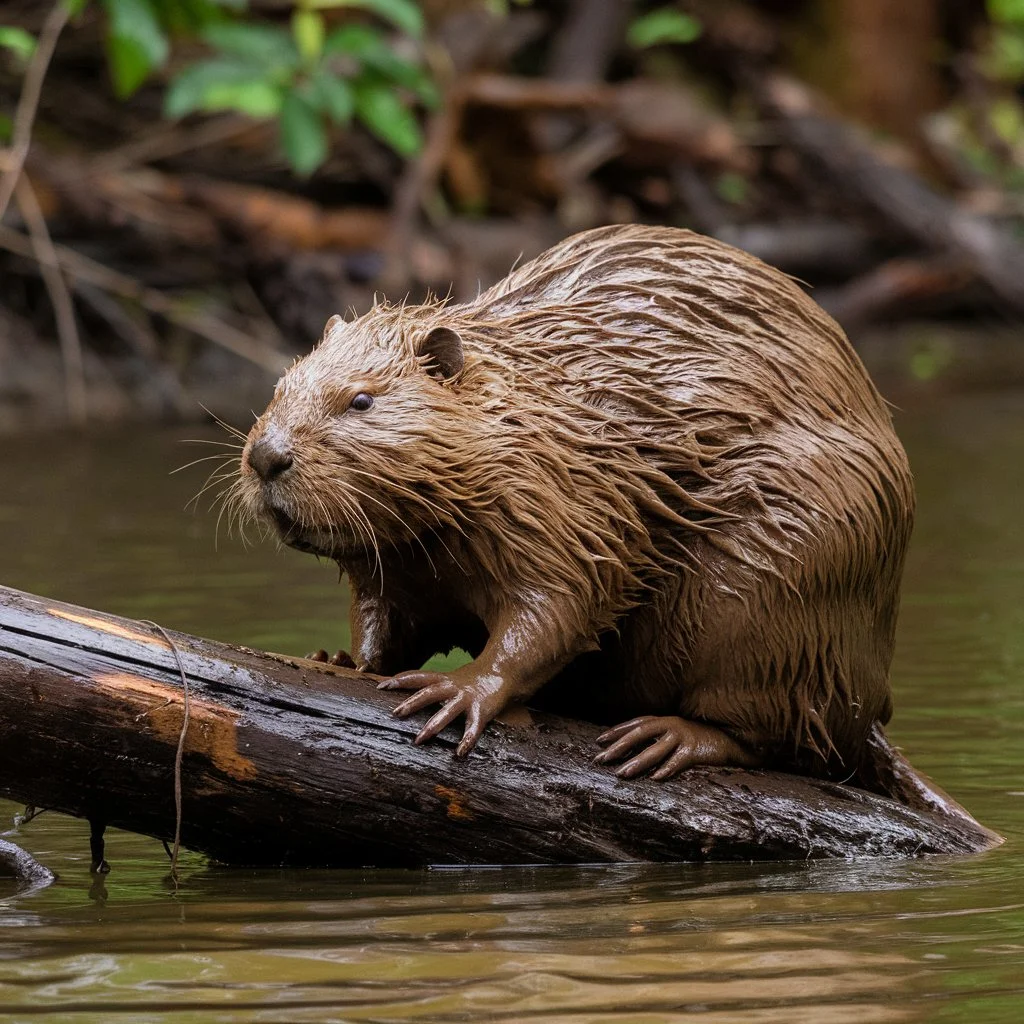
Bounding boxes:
268 505 338 559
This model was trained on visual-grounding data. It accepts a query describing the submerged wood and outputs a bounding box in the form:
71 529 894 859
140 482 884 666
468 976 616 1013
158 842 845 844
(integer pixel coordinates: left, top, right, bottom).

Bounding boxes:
0 838 56 893
0 585 998 866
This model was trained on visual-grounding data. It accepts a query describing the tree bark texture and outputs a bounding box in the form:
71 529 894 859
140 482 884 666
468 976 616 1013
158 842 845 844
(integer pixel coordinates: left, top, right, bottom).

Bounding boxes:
0 585 999 866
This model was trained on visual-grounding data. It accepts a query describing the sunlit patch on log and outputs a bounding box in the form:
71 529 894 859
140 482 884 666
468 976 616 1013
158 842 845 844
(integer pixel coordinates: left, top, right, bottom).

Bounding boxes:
90 670 257 781
435 784 475 821
48 608 171 648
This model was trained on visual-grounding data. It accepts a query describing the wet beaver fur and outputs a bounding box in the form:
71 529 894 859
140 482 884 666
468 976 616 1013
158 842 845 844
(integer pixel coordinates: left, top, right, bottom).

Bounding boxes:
236 224 918 789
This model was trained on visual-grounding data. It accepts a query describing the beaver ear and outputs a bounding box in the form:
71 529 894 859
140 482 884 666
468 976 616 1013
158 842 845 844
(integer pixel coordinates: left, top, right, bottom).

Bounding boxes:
322 314 343 340
416 326 464 381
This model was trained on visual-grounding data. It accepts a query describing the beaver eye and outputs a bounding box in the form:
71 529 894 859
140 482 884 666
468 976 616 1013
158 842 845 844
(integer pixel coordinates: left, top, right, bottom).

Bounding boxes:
350 392 374 412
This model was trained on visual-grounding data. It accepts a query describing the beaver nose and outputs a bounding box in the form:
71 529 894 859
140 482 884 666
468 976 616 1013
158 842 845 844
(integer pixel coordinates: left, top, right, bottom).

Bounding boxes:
248 434 294 481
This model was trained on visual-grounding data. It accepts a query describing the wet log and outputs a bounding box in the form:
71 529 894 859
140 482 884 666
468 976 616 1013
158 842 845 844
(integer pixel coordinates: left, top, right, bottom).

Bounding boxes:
0 838 56 894
0 584 999 867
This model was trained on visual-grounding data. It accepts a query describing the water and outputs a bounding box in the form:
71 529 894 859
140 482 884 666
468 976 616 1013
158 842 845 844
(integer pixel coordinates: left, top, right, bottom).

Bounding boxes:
0 390 1022 1022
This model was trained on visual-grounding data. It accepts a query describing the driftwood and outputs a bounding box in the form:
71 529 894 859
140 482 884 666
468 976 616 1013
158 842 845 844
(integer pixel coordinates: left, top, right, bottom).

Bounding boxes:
0 584 999 867
0 837 56 893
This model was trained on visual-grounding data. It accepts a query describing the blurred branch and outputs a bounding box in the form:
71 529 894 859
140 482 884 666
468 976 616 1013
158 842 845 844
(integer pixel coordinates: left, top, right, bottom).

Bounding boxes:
0 224 289 375
757 73 1024 315
0 1 70 222
14 177 87 425
822 256 975 328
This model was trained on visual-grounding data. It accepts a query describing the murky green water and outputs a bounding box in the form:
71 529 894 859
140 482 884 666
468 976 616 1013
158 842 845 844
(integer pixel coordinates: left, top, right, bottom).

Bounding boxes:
0 389 1022 1023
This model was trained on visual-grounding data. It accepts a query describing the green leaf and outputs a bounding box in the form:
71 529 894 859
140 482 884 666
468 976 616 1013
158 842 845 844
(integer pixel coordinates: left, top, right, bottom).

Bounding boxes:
989 0 1024 25
204 79 283 117
0 26 37 61
201 22 299 70
363 47 437 104
157 0 233 33
353 79 421 155
292 9 325 63
325 24 438 105
105 35 154 97
166 57 283 117
324 23 386 58
306 0 424 38
627 8 702 48
985 27 1024 81
63 0 90 17
990 97 1024 144
0 112 13 143
714 171 748 205
102 0 169 96
312 69 354 124
280 87 328 174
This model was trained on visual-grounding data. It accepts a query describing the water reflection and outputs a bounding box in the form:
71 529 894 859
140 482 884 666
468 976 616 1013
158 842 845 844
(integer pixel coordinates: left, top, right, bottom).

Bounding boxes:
0 844 939 1022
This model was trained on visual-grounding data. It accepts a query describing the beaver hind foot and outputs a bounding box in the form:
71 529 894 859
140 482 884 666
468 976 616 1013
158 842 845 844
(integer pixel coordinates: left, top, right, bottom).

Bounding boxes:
595 716 761 780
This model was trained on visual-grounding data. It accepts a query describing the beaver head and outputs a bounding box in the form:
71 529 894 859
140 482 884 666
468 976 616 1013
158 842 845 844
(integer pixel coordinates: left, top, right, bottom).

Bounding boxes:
236 307 476 563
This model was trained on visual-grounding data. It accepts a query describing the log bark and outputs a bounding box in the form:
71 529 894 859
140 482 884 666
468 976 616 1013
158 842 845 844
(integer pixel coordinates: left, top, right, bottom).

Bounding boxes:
0 585 999 866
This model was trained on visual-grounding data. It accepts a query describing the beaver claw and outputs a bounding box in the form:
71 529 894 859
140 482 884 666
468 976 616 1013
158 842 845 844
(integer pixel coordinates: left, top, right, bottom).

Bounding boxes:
379 670 506 757
306 649 357 669
594 715 758 780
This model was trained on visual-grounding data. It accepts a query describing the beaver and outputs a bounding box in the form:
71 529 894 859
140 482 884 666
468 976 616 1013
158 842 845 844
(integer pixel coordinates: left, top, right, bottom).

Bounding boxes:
234 224 931 796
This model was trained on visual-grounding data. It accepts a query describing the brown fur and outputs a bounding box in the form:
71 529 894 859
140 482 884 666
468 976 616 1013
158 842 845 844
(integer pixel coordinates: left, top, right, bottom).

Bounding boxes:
234 225 915 786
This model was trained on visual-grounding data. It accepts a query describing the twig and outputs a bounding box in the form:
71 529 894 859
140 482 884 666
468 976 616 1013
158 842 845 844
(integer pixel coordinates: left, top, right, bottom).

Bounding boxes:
91 114 262 174
385 93 465 285
140 620 190 887
14 176 87 424
0 1 70 221
461 73 613 111
0 224 289 374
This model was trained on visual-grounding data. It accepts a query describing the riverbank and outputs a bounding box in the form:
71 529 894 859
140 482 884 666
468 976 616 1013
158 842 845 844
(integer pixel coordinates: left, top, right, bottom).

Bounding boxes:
3 313 1023 437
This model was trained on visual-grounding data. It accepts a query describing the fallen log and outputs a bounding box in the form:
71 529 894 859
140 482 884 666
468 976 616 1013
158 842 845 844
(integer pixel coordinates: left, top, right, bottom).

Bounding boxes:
755 73 1024 316
0 585 999 866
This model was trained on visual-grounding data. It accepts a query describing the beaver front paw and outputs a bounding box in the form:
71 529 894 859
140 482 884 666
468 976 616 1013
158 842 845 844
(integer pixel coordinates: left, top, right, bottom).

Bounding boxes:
306 649 358 669
379 669 508 757
594 715 759 780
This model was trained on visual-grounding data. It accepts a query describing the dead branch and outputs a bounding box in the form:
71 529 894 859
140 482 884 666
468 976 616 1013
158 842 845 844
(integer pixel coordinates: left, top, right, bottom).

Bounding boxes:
757 73 1024 314
0 224 289 375
14 175 87 424
0 1 70 221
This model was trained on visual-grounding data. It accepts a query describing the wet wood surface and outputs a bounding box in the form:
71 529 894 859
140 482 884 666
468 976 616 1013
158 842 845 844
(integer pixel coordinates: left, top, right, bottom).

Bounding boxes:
0 585 999 866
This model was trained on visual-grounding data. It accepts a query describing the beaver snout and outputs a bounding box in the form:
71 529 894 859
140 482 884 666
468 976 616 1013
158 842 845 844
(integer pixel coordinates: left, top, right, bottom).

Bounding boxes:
246 427 294 482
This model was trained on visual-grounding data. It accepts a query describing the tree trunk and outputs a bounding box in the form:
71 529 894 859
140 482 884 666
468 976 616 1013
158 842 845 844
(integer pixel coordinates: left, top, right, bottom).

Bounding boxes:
0 585 999 866
793 0 942 145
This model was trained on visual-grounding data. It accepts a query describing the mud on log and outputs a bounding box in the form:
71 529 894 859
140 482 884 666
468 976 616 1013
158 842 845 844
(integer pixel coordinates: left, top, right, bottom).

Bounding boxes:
0 585 998 866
